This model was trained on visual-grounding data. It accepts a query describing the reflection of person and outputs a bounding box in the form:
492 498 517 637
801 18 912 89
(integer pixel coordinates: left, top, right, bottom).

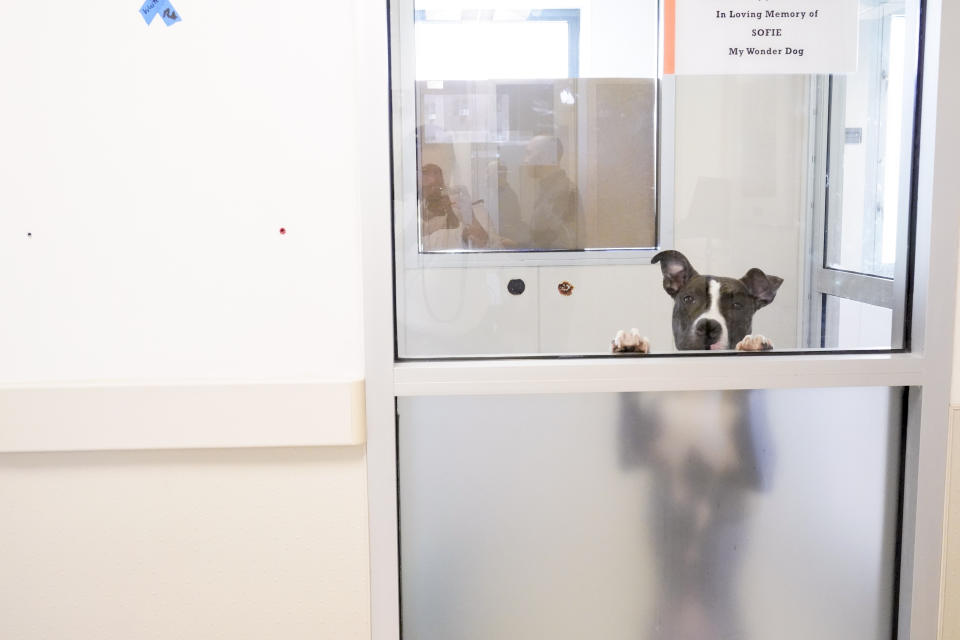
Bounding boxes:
488 160 525 248
420 163 493 251
523 135 578 250
419 163 461 250
619 391 771 640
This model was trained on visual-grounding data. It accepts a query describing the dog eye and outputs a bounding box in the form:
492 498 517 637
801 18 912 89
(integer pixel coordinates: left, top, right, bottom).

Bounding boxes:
682 295 694 304
732 302 744 310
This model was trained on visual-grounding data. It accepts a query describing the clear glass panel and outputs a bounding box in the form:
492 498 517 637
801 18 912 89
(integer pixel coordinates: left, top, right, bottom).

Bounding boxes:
392 0 921 357
412 6 658 253
826 2 908 278
399 388 903 640
823 295 894 349
418 78 657 251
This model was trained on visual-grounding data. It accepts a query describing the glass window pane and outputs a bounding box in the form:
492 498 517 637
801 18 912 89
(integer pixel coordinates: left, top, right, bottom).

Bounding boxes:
826 3 909 277
392 0 922 357
412 6 658 254
399 388 903 640
823 295 894 349
418 78 656 252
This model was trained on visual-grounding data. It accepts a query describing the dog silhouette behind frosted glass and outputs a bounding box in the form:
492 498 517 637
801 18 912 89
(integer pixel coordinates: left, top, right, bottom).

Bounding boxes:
619 389 773 640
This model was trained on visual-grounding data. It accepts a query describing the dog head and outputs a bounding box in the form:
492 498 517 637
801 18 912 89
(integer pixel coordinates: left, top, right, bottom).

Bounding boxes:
652 250 783 351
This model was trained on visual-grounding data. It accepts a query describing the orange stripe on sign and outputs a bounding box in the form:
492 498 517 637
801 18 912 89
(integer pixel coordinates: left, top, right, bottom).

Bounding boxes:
663 0 676 75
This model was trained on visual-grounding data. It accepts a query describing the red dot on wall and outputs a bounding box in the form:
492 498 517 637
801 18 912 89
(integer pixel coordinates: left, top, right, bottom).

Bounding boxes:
279 227 287 235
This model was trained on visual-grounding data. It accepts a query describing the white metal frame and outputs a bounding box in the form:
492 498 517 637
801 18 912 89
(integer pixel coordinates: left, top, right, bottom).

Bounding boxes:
362 1 960 639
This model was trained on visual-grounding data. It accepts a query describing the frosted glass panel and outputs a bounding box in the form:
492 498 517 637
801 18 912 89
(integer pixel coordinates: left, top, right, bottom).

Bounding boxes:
398 388 902 640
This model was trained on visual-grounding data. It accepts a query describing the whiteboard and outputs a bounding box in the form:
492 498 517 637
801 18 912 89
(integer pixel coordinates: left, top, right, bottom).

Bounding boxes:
0 1 365 383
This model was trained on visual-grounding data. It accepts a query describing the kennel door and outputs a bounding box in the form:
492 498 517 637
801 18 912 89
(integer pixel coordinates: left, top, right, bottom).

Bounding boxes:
397 388 902 640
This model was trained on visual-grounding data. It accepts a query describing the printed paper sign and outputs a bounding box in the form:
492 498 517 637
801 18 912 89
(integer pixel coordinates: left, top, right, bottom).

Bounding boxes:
665 0 859 75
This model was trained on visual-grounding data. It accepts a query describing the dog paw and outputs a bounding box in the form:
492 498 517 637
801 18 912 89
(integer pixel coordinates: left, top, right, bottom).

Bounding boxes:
612 329 650 354
735 335 774 352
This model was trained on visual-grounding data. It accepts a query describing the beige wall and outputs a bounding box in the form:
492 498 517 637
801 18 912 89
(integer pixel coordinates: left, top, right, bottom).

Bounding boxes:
954 262 960 404
946 409 960 639
944 251 960 638
0 446 370 640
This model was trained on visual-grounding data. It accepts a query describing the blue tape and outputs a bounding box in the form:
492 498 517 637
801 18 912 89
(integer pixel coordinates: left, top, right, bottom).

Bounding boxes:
159 1 182 25
139 0 162 23
140 0 181 26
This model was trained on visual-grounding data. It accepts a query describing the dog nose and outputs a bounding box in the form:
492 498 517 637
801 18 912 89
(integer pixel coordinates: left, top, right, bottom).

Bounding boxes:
695 319 723 342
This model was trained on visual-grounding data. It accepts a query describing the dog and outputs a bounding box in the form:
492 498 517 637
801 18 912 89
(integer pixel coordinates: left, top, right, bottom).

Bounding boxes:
618 387 770 639
608 250 781 636
612 250 783 353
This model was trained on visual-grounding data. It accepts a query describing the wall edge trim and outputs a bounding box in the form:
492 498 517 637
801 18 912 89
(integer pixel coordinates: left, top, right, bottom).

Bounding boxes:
0 379 366 453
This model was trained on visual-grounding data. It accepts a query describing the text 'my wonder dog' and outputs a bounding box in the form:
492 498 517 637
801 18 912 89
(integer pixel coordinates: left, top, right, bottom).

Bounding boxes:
613 250 784 353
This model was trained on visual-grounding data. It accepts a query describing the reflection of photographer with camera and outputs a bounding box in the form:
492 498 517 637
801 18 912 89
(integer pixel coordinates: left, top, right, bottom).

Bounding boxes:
419 163 490 250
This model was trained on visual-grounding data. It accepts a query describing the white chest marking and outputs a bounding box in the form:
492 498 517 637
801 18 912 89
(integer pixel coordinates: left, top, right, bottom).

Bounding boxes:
655 392 740 474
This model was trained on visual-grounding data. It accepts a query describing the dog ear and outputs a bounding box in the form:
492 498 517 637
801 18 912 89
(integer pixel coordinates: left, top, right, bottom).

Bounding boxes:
652 250 698 297
740 268 783 309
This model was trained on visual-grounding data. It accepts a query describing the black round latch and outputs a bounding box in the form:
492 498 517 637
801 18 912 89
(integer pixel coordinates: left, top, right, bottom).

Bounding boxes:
507 279 526 295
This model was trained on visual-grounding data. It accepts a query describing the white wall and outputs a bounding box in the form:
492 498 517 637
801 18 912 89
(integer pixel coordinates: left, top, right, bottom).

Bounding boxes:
0 2 375 639
939 0 960 635
669 74 808 350
0 1 364 383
